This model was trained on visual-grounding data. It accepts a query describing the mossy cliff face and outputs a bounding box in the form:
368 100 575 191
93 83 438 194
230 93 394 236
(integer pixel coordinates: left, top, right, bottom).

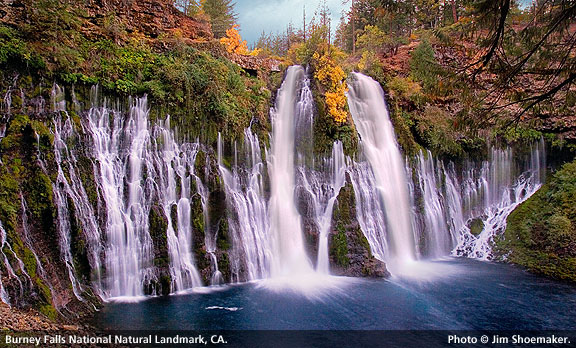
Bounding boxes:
329 176 389 278
0 112 97 319
494 159 576 282
193 148 232 284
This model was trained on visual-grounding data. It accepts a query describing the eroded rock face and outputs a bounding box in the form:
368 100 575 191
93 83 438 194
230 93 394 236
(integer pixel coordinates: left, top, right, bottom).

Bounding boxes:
83 0 212 41
329 177 390 278
0 0 212 43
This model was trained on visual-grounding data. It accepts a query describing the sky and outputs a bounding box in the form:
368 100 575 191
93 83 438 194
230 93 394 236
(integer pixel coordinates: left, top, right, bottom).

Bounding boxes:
235 0 350 46
236 0 534 47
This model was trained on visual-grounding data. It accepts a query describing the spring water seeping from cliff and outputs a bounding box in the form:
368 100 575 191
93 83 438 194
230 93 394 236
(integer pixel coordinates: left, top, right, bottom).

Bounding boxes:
218 130 272 282
86 96 157 299
152 118 203 292
451 141 545 259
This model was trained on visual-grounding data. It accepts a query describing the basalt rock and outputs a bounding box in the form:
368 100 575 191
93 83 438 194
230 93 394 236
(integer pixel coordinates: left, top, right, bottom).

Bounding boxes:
329 176 390 278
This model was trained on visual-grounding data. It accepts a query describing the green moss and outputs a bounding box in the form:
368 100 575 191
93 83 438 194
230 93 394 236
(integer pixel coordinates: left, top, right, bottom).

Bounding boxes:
149 206 170 269
496 159 576 282
469 218 484 236
159 275 171 296
355 226 372 257
20 247 38 279
39 304 58 321
192 195 205 235
218 252 230 282
216 217 230 251
332 224 350 267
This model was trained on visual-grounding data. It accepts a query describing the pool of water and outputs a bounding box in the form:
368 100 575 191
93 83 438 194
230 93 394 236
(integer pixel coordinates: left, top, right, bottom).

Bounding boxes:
93 258 576 332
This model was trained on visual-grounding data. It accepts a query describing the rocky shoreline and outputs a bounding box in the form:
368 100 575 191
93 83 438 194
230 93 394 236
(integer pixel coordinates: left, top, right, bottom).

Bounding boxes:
0 303 82 332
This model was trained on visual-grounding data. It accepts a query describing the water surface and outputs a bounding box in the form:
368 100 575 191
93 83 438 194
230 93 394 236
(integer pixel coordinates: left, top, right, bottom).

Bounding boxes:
94 258 576 331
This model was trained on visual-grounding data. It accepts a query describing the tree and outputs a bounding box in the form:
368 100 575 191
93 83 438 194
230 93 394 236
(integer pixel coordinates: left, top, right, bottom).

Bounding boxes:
202 0 238 38
467 0 576 123
220 25 260 56
174 0 201 16
410 39 441 92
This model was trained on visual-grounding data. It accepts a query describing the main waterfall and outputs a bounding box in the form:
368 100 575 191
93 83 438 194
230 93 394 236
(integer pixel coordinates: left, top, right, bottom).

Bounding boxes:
347 73 416 264
267 66 313 276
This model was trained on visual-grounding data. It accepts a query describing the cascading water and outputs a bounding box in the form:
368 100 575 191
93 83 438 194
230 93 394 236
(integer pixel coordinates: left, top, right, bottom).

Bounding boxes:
152 119 203 292
219 130 271 282
415 151 453 257
196 171 223 286
86 96 156 299
347 73 416 264
297 142 346 273
20 196 58 307
51 113 105 297
407 141 545 260
443 163 466 246
267 65 313 276
347 160 389 261
452 141 545 259
52 171 85 301
0 220 30 304
0 222 12 305
0 68 553 308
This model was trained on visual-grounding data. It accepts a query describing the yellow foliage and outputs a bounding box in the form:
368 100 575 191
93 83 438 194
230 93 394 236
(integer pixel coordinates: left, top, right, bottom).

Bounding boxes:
313 52 348 124
325 85 348 123
248 48 261 57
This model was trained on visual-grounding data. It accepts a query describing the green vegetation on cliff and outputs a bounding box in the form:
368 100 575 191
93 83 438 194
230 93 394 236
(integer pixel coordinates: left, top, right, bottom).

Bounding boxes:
495 160 576 282
0 0 270 142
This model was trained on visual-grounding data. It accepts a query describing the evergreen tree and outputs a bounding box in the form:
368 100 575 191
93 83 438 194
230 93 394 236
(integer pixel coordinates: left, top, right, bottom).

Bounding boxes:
202 0 238 38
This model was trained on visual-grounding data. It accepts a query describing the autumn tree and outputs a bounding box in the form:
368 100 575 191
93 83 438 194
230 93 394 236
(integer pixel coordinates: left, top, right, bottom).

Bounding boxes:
221 25 260 56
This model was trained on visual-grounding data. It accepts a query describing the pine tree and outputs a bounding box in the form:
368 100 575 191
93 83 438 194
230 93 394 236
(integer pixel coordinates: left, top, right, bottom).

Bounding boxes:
202 0 238 38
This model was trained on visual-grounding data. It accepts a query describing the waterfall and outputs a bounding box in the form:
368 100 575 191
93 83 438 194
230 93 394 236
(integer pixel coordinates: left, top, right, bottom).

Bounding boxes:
51 83 66 112
86 97 156 298
52 174 85 301
152 118 203 292
347 160 389 261
297 142 346 273
452 141 545 259
443 163 465 247
347 73 415 263
414 151 452 257
2 88 11 114
267 65 313 276
193 152 222 286
0 222 12 305
20 197 58 307
219 130 271 282
197 171 223 286
51 113 105 297
0 220 30 304
52 113 95 301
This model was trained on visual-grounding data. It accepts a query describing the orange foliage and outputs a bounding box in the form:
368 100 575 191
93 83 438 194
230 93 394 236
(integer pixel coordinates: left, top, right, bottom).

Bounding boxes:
220 25 249 54
220 25 260 56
